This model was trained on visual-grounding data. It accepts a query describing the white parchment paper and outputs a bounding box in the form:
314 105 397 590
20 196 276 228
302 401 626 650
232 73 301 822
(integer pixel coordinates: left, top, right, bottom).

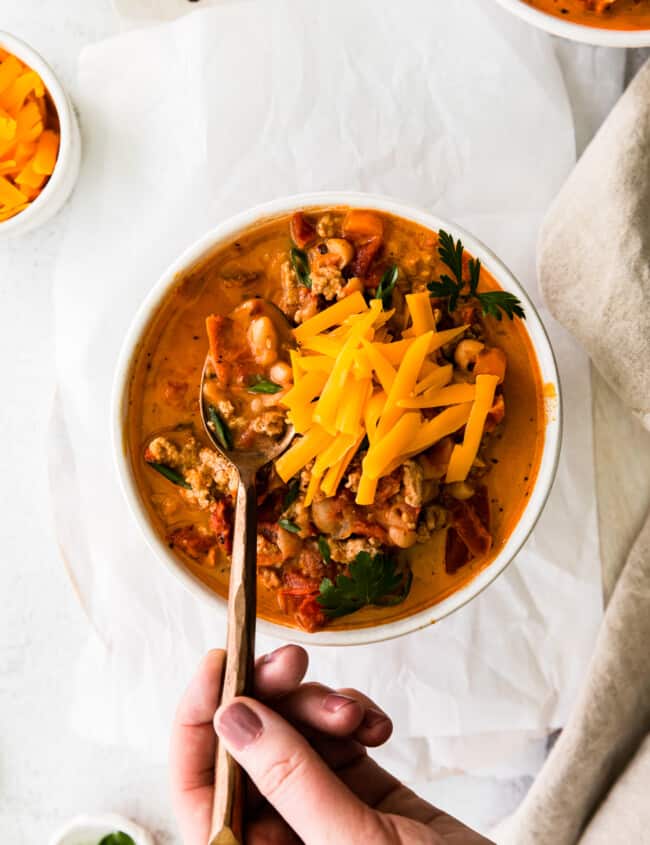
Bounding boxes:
50 0 606 779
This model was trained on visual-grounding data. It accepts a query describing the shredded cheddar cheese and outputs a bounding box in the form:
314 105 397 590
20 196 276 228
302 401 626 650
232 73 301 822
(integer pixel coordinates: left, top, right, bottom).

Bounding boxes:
445 375 499 483
0 51 60 222
276 293 482 504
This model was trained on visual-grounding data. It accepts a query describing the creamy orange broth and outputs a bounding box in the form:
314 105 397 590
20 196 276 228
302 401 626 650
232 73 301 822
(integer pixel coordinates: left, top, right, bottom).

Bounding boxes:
125 209 545 631
522 0 650 30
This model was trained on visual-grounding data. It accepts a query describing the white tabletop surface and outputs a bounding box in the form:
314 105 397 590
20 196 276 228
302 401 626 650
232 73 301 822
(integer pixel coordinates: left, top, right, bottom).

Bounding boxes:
1 2 648 842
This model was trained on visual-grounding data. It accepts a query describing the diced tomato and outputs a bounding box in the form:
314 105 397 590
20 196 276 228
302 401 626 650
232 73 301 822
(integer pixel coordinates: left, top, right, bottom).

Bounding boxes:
445 529 470 573
206 314 233 385
205 314 252 386
485 393 506 432
282 570 321 594
445 486 492 573
277 570 321 622
290 211 316 249
295 595 327 632
209 499 232 554
342 210 384 278
144 447 155 463
475 347 507 384
448 500 491 559
168 526 216 560
351 239 382 278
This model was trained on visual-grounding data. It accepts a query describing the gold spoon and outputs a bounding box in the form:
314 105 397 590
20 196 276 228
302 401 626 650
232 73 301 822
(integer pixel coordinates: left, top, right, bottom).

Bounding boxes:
200 301 295 845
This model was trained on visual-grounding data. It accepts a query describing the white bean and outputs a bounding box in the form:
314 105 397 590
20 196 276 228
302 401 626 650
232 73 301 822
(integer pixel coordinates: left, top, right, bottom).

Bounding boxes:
454 339 485 371
270 361 293 385
248 315 278 366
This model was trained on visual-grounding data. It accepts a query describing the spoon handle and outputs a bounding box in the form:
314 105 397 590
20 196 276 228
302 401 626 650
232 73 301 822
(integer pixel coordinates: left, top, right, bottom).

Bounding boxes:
209 469 257 845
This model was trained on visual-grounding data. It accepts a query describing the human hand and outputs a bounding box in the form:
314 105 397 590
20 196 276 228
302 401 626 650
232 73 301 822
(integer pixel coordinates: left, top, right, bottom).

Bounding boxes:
171 645 492 844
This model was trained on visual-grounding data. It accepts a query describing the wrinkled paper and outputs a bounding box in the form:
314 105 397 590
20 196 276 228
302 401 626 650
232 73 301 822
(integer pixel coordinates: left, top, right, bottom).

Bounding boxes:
50 0 604 780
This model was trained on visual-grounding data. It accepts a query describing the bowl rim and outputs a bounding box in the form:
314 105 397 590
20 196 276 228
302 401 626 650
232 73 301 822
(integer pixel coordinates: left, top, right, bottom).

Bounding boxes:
0 30 77 233
112 191 562 647
47 812 154 845
492 0 650 46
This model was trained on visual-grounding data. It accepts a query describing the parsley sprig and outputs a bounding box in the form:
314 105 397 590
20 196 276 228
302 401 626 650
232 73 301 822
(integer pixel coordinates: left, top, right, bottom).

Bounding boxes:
428 230 525 321
317 552 412 619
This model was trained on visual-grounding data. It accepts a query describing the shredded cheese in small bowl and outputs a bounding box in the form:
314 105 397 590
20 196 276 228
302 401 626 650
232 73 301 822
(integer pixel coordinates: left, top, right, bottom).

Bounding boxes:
0 32 80 237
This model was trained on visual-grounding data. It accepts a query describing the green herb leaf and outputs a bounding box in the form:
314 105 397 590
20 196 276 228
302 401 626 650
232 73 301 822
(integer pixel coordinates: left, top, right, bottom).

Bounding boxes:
375 264 399 309
437 229 465 285
429 230 525 321
98 834 136 845
290 246 312 289
317 552 411 618
279 518 301 534
318 535 331 563
248 375 282 394
207 404 233 450
283 477 301 511
428 274 463 312
378 569 414 606
467 257 481 297
148 462 190 489
476 290 526 321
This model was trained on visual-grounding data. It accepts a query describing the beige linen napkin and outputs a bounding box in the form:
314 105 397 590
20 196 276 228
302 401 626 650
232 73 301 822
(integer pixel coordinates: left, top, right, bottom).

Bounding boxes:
539 60 650 432
500 59 650 845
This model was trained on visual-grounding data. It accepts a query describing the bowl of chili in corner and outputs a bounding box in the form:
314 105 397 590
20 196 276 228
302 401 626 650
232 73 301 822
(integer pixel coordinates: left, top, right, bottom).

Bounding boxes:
493 0 650 46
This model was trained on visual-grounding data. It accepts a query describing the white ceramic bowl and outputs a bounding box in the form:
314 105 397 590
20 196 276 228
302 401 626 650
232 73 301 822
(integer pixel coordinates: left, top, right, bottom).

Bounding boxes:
113 192 562 646
48 813 154 845
0 31 81 238
493 0 650 46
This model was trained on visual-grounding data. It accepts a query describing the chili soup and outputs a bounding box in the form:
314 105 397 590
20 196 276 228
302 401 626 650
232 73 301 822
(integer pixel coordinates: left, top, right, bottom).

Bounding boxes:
122 204 551 634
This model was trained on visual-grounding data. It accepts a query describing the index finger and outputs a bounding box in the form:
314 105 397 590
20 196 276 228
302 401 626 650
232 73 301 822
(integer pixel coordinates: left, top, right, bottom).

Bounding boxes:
170 645 309 844
170 649 225 845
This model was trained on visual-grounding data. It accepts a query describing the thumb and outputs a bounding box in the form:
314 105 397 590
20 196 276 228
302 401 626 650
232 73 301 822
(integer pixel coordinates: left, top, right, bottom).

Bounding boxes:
214 697 381 845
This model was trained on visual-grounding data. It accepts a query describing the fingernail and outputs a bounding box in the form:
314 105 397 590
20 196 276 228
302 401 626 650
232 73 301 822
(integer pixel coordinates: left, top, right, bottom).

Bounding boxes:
216 702 263 750
323 693 359 713
363 708 389 729
259 644 291 664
